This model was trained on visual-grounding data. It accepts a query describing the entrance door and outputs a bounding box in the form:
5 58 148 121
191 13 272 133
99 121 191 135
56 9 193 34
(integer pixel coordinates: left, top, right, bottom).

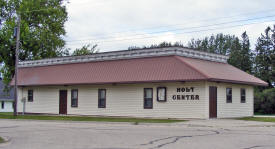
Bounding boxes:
59 90 67 114
209 86 217 118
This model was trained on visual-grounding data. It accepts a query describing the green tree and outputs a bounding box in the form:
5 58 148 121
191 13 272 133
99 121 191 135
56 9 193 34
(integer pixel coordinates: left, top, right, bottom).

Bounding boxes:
187 33 253 73
72 44 99 56
254 88 275 114
128 41 185 50
227 37 242 68
188 33 235 55
239 32 253 73
0 0 68 85
254 25 275 88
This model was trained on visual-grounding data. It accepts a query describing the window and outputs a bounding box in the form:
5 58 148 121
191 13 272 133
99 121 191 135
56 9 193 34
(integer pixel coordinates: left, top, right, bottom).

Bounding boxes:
1 101 4 109
28 90 33 102
98 89 106 108
157 87 167 102
71 89 78 107
226 88 232 103
144 88 153 109
241 88 246 103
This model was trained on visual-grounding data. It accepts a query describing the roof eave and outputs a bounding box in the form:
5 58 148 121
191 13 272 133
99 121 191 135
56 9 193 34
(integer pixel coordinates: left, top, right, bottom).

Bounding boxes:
208 78 268 86
15 79 208 87
14 78 268 87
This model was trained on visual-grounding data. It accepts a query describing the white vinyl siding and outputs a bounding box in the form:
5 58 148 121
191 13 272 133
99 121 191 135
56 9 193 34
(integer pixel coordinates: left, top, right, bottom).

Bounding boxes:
206 82 254 118
0 101 13 112
17 81 254 119
17 82 207 119
17 87 60 114
67 82 207 118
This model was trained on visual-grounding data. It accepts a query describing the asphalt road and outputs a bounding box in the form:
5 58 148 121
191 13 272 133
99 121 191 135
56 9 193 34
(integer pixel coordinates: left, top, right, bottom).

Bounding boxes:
0 119 275 149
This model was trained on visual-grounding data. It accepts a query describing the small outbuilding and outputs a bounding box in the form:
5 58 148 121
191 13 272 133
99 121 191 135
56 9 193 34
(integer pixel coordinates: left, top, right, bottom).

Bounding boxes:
0 79 14 112
14 47 267 118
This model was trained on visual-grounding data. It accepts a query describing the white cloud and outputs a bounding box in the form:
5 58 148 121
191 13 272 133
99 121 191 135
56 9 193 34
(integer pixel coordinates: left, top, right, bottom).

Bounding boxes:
64 0 275 52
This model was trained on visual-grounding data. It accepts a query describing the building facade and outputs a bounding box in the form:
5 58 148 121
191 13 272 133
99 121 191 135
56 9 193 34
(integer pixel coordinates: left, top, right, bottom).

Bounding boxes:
0 80 14 112
14 47 267 119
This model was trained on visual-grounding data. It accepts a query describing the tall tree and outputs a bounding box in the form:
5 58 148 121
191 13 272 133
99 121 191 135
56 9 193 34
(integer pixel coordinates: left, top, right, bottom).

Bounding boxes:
254 25 275 88
239 32 253 73
72 44 99 56
128 41 185 50
188 33 234 55
227 37 242 68
187 33 254 73
0 0 68 85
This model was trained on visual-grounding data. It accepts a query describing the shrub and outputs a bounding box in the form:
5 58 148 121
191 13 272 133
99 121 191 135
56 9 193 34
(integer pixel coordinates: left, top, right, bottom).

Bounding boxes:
254 88 275 114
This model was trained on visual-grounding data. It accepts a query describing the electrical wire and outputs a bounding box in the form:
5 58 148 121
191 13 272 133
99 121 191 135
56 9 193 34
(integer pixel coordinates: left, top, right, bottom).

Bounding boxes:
66 8 275 40
66 17 275 45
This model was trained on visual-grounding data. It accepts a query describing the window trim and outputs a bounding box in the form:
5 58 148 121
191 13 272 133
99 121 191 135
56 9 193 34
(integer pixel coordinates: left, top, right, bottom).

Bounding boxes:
28 90 33 102
98 89 106 108
144 88 153 109
226 88 232 103
240 88 246 103
71 89 78 107
157 87 167 102
1 101 4 109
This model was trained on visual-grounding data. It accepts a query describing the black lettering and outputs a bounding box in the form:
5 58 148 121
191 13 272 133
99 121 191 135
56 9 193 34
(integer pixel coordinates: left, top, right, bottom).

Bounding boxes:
181 95 185 100
186 88 190 92
181 88 185 92
191 95 194 100
186 95 190 100
195 95 199 100
177 95 181 100
177 88 181 92
172 95 176 100
190 87 194 92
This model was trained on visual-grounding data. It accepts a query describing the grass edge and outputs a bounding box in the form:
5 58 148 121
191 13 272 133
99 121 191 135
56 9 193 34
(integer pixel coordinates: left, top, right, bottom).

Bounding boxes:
0 113 186 123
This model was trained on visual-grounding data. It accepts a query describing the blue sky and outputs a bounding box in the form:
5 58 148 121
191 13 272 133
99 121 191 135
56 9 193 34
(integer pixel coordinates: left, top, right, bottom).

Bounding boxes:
64 0 275 52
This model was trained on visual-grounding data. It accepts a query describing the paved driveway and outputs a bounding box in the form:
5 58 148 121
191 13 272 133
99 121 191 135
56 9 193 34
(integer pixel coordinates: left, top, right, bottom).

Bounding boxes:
0 119 275 149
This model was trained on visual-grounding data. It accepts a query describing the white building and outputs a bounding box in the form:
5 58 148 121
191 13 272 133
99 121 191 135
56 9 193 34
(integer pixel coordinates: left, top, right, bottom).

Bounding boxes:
0 79 14 112
13 47 267 119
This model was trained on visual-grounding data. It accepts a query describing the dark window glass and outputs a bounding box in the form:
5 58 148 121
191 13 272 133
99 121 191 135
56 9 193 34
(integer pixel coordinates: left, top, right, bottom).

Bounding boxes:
28 90 33 102
241 88 246 103
1 101 4 109
157 87 167 102
144 88 153 109
71 89 78 107
226 88 232 103
98 89 106 108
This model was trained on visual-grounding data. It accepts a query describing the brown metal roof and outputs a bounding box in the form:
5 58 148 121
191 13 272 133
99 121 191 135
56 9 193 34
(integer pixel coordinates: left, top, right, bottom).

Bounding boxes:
175 56 267 86
13 55 267 86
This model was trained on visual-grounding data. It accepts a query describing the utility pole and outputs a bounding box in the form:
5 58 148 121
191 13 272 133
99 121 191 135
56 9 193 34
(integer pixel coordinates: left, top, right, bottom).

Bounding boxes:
13 14 20 116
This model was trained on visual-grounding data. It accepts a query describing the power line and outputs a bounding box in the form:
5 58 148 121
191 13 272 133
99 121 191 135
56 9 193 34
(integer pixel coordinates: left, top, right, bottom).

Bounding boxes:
66 19 275 45
13 5 275 46
66 15 275 44
65 8 275 41
14 5 275 43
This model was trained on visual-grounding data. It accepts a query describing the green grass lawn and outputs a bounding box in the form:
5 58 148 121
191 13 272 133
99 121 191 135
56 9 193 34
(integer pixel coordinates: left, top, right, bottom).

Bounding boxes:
254 112 275 116
0 113 185 123
0 137 4 144
238 117 275 122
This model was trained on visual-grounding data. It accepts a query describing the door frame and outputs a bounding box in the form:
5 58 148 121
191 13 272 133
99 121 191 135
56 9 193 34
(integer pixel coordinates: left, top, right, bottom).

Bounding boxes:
59 90 67 115
209 86 217 118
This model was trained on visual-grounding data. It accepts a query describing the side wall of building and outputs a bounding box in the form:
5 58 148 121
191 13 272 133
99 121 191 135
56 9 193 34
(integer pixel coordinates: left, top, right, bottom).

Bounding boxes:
206 82 254 118
0 101 14 112
17 82 207 119
17 81 254 119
